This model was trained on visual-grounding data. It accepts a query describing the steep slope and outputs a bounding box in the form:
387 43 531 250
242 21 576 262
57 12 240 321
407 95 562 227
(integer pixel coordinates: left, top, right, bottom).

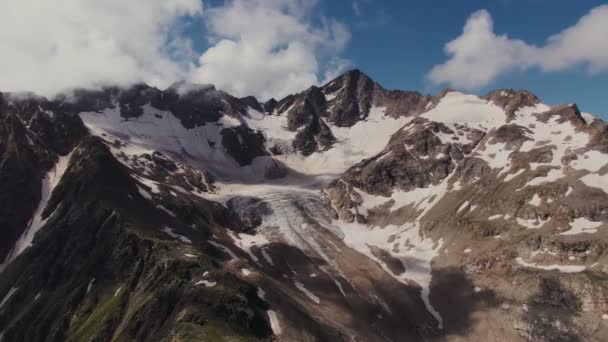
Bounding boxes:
0 136 272 341
1 70 607 341
0 93 86 267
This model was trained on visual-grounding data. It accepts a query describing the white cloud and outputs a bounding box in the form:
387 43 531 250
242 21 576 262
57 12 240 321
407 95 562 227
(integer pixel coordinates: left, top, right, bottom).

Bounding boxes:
190 0 351 100
0 0 350 100
428 5 608 89
0 0 203 97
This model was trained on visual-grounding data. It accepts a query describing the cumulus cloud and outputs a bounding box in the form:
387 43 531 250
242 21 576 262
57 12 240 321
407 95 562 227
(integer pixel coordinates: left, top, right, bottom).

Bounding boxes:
0 0 203 97
428 5 608 89
190 0 351 100
0 0 350 100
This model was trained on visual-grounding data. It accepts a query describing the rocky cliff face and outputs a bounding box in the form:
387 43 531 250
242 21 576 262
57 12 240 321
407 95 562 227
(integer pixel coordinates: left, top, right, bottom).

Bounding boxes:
1 71 607 341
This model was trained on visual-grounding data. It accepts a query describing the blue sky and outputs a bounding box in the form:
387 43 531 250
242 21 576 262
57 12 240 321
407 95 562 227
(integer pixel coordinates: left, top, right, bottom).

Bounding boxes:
2 0 606 118
186 0 608 117
330 0 608 117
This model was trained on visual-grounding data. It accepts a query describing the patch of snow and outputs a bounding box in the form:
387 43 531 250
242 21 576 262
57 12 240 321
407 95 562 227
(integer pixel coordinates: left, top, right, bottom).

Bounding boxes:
516 217 549 230
489 214 503 220
504 168 525 182
527 168 564 187
81 104 273 182
161 227 192 244
581 112 597 125
156 205 177 217
267 310 282 335
208 241 238 259
476 139 511 170
324 88 342 102
580 173 608 194
219 115 242 128
422 92 507 130
228 230 270 264
261 248 274 266
195 280 217 287
137 186 153 200
334 218 444 328
515 257 586 273
294 281 320 304
517 107 590 176
241 268 251 276
528 194 542 206
134 175 161 194
559 218 603 235
244 108 296 143
275 106 413 175
184 253 196 258
457 201 470 213
570 151 608 172
333 278 347 297
0 287 18 309
86 278 95 294
464 248 472 254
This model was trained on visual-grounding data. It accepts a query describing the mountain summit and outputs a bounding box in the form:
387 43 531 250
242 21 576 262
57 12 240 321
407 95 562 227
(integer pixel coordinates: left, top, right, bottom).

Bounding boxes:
1 70 607 341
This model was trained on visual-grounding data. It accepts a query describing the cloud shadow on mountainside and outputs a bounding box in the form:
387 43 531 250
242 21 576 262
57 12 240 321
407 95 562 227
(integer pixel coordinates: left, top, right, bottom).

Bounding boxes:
429 266 499 339
521 276 585 341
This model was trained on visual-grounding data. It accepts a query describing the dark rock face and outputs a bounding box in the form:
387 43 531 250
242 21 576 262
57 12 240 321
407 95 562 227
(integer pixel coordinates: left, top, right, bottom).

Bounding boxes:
0 116 48 262
537 104 587 127
240 95 263 113
338 118 484 196
226 197 273 233
263 98 278 113
0 95 87 262
484 89 541 120
493 124 532 149
293 114 335 156
220 125 269 166
0 137 271 342
380 89 432 118
323 69 378 127
270 86 337 155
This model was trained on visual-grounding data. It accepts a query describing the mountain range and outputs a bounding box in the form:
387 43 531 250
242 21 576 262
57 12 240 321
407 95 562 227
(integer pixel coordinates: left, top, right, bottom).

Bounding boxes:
0 69 607 341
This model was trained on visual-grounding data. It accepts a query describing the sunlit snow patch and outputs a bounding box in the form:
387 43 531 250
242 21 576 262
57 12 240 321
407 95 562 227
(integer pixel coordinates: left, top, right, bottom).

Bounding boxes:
515 257 586 273
559 218 603 235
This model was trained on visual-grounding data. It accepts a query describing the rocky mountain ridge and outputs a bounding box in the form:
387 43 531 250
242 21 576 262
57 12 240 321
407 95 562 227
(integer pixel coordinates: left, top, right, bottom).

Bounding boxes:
0 70 607 341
